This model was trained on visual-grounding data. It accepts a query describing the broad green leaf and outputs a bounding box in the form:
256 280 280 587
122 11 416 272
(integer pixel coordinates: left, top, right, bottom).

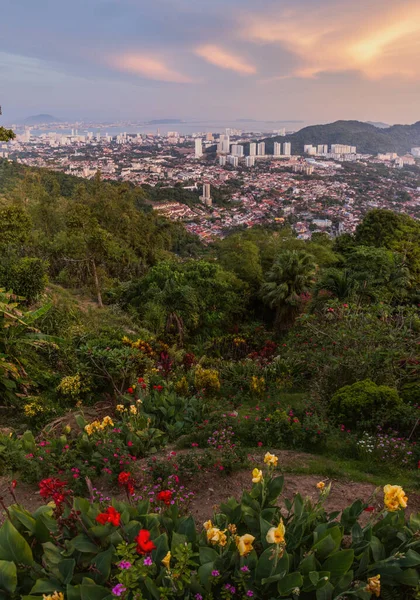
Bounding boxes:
0 560 17 594
58 558 76 585
80 584 113 600
277 572 303 596
321 549 354 581
199 547 219 565
0 520 33 565
70 534 98 554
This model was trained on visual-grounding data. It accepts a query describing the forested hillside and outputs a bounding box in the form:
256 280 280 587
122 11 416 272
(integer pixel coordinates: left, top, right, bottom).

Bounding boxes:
0 160 419 600
257 120 420 155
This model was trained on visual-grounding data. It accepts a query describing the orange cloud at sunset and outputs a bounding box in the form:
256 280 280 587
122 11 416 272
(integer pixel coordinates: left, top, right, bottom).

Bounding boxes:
241 0 420 80
109 54 193 83
195 45 256 75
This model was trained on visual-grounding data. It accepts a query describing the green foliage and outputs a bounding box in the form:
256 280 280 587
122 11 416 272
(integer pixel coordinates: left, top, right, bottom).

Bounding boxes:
330 379 402 429
0 459 418 599
0 127 15 142
0 257 48 302
261 250 316 329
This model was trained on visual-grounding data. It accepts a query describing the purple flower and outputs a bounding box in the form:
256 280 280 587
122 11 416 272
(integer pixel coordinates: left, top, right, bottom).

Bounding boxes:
195 595 203 600
112 584 127 597
240 566 250 573
211 570 220 577
144 557 153 566
246 591 254 597
118 561 132 570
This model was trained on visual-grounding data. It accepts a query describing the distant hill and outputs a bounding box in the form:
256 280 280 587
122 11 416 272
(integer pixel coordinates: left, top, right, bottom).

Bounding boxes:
147 119 183 125
23 114 61 125
366 121 390 129
256 120 420 155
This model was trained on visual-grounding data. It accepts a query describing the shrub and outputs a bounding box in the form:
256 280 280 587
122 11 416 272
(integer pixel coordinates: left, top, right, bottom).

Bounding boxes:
330 379 402 430
0 457 418 599
194 365 221 395
0 256 48 302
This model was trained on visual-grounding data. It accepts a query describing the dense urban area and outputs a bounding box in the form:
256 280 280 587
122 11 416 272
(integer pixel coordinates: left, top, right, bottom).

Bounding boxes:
3 120 420 241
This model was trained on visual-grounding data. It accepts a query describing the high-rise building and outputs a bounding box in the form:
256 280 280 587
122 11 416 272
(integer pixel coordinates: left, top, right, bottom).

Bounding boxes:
257 142 265 156
219 155 227 166
217 134 230 154
249 143 256 156
283 142 291 156
195 138 203 158
317 144 329 154
274 142 281 156
228 155 239 167
330 144 356 155
231 144 244 157
304 145 317 156
206 132 214 141
200 183 212 207
245 156 255 167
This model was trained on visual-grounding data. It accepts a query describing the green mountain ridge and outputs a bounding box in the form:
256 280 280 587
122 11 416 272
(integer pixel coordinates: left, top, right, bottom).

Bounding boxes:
257 120 420 155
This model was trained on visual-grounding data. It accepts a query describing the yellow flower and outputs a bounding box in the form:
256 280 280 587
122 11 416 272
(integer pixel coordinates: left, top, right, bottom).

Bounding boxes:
266 520 286 545
264 452 278 467
84 424 93 436
130 405 137 415
203 520 213 531
384 484 408 512
236 534 255 556
136 398 143 404
228 523 237 534
43 593 64 600
317 481 325 490
252 468 263 483
162 551 171 569
365 574 381 597
116 404 125 412
102 416 114 427
207 527 227 547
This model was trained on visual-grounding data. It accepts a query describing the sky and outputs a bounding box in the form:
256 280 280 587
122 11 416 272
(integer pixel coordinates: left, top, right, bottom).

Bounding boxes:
1 0 420 124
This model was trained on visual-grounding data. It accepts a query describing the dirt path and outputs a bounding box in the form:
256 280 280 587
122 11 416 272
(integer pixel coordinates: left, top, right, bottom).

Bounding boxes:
2 452 419 524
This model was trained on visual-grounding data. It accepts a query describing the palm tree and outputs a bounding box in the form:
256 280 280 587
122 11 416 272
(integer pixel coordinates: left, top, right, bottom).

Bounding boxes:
261 250 316 330
311 269 355 311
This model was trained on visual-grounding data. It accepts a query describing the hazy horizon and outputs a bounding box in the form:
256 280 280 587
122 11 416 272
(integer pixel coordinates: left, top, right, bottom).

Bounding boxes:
2 0 420 124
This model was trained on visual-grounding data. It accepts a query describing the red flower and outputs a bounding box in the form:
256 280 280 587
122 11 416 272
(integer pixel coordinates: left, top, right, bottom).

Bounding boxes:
135 529 156 555
39 478 69 505
118 471 135 495
96 506 121 526
364 506 375 513
257 442 263 447
157 490 172 505
127 387 134 394
11 480 17 489
138 377 144 383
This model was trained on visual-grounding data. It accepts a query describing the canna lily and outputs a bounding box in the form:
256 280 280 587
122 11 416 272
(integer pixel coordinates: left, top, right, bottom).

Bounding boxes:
252 468 263 483
203 520 213 531
383 484 408 512
365 574 381 597
162 551 171 569
317 481 325 490
264 452 278 467
266 520 286 545
236 533 255 557
135 529 156 555
96 506 121 526
42 594 64 600
207 527 227 547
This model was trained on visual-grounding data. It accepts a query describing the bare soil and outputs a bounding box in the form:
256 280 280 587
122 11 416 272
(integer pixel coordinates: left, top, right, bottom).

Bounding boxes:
1 449 419 524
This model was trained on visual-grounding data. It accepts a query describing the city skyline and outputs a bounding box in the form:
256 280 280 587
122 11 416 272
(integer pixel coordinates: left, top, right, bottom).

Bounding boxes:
2 0 420 123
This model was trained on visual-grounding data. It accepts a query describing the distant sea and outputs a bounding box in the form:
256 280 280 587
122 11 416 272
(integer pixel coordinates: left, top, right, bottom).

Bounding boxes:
25 119 310 137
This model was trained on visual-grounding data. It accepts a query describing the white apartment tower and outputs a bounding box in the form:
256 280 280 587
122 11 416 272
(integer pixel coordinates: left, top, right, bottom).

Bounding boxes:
200 183 212 207
217 134 230 154
274 142 281 156
257 142 266 156
283 142 291 156
245 156 255 167
231 144 244 157
249 143 257 156
219 155 227 166
195 138 203 158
